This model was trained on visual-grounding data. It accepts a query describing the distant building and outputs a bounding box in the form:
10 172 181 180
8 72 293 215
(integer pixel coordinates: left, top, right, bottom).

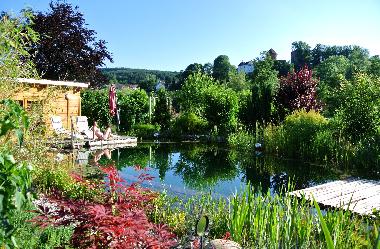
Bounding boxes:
268 48 278 60
114 83 139 90
127 84 139 90
237 61 254 74
155 80 165 92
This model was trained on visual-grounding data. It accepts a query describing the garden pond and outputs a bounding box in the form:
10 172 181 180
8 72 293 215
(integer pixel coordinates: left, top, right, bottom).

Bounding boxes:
59 142 380 197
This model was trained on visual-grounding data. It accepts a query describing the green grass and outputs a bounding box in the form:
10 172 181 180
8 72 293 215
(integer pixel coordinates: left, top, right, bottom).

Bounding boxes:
151 185 379 248
7 202 74 249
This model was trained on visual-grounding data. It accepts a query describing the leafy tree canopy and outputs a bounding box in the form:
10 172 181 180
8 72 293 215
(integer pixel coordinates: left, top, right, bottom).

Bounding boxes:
212 55 234 82
30 1 113 87
334 73 380 142
251 52 279 125
369 55 380 77
177 63 204 89
277 66 320 119
102 67 179 90
152 89 171 130
291 41 312 70
0 10 39 86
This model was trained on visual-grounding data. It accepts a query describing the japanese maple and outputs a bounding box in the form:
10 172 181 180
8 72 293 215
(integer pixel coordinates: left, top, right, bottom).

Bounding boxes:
277 66 321 118
31 165 177 248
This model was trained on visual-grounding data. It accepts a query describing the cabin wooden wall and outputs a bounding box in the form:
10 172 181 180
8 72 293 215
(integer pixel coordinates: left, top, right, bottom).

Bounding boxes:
12 84 83 130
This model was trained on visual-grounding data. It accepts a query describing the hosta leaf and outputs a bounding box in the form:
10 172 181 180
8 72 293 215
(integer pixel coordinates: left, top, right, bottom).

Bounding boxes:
14 190 24 210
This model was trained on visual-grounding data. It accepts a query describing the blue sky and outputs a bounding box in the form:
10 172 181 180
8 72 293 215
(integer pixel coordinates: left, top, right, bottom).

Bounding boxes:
2 0 380 71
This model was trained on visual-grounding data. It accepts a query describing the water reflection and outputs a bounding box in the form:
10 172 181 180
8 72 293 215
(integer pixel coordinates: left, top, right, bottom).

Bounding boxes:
60 143 378 197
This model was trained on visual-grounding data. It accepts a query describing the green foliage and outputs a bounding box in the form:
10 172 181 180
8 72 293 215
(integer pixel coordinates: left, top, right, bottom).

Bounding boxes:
369 55 380 77
0 10 39 98
151 184 377 248
33 161 102 201
251 53 279 125
179 72 214 115
314 198 334 249
81 88 149 132
333 73 380 142
236 90 252 127
347 46 370 78
227 130 255 151
152 89 171 131
203 85 239 134
171 112 208 136
266 110 328 160
9 202 74 248
0 100 33 248
228 185 378 248
0 100 30 146
118 89 149 132
226 70 251 91
101 67 179 90
179 72 239 134
150 191 228 239
81 89 112 129
212 55 234 82
291 41 312 70
132 124 159 139
273 59 292 77
315 55 350 116
315 55 350 88
177 63 204 89
139 73 157 92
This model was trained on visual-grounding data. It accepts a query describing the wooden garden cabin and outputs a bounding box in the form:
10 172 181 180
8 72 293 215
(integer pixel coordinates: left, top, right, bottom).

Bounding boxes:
13 78 88 130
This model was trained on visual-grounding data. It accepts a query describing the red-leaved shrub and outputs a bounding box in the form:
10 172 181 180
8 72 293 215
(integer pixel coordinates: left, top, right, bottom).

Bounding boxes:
31 165 178 248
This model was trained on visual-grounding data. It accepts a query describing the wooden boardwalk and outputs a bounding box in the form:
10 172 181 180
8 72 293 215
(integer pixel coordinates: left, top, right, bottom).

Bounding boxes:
289 179 380 216
86 136 137 148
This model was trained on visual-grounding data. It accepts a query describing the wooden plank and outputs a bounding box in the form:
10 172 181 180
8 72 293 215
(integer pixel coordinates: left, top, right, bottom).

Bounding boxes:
87 137 138 147
289 179 380 216
316 181 377 204
292 180 359 201
329 184 380 206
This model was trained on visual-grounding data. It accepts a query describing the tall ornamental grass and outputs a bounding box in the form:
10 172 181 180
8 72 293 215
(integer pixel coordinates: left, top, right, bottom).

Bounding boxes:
151 184 379 248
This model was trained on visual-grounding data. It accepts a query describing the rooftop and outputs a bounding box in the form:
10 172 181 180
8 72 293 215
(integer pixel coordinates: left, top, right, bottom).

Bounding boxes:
17 78 89 88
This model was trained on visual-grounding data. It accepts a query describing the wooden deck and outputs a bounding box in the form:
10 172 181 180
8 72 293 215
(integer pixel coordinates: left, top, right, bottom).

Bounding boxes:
289 179 380 216
86 136 138 148
50 136 138 149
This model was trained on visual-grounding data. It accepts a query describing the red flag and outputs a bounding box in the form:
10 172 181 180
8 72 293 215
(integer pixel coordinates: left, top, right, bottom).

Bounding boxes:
109 84 117 116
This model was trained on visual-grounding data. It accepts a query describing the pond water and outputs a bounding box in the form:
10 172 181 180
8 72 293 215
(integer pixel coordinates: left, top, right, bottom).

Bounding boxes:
69 142 379 197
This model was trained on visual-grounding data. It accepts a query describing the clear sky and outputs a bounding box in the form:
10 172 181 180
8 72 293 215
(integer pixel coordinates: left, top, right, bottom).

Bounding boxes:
2 0 380 71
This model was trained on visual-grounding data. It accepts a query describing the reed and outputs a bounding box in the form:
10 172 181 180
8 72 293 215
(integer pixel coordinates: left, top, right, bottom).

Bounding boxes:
151 184 379 248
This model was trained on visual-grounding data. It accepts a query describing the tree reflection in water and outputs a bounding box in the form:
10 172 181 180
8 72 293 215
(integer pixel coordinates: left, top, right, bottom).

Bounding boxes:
86 143 343 195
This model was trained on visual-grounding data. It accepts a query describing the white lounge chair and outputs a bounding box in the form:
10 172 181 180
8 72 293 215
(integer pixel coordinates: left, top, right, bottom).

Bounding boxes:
51 116 84 139
51 116 70 135
75 116 94 139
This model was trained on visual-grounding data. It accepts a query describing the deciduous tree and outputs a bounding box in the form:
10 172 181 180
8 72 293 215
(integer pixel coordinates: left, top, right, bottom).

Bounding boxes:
30 2 113 87
277 66 320 119
152 89 171 130
251 53 279 125
213 55 234 82
291 41 312 71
